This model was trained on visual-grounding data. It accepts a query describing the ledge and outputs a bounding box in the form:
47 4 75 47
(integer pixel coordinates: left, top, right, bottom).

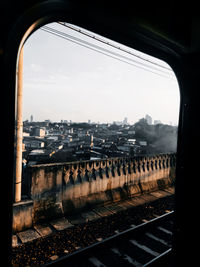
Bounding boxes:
13 199 33 207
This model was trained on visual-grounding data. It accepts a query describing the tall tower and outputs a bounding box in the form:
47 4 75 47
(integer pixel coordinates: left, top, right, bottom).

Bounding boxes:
30 114 33 122
145 114 152 125
123 117 128 124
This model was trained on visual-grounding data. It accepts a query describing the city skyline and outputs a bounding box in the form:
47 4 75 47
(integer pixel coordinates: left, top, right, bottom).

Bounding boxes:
23 22 180 125
24 114 177 126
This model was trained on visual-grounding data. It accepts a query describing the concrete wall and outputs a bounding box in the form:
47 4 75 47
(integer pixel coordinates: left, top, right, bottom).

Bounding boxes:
13 199 33 232
13 154 176 232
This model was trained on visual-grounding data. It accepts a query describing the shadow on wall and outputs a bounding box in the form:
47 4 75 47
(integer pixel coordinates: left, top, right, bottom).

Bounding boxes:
13 154 176 232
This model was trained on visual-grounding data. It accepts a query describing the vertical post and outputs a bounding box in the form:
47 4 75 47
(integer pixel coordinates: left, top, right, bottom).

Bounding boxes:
15 46 24 202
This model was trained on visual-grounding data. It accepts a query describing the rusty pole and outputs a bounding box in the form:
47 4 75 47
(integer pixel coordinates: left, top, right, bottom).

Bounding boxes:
15 46 24 202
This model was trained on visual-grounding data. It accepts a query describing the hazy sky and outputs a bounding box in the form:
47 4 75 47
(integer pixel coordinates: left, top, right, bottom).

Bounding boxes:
23 22 180 125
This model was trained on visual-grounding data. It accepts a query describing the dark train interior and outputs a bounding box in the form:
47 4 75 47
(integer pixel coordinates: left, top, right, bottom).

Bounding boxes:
1 1 200 266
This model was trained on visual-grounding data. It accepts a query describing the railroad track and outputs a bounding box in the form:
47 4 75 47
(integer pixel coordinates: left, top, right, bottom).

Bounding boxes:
45 211 174 267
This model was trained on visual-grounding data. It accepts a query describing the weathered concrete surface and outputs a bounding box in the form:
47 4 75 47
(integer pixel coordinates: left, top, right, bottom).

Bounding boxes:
49 217 73 231
12 199 33 233
30 165 63 223
12 235 19 247
81 210 101 222
34 223 53 237
17 229 40 243
13 154 176 232
13 188 174 247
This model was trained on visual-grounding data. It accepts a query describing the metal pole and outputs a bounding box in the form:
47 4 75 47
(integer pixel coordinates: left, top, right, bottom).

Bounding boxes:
15 46 23 202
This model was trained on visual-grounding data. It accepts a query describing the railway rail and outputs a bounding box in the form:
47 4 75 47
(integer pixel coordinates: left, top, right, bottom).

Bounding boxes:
12 194 174 266
45 211 174 267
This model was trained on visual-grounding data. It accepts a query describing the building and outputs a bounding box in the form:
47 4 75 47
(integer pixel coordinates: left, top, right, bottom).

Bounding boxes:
154 120 162 125
128 130 135 135
145 114 152 125
123 117 128 124
34 127 46 137
23 137 45 149
139 141 147 146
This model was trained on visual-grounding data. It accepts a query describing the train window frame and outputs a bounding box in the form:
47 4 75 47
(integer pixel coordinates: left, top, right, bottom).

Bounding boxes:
5 2 182 266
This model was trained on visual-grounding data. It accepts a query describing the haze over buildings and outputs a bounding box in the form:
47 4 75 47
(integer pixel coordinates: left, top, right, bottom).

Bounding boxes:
22 114 177 166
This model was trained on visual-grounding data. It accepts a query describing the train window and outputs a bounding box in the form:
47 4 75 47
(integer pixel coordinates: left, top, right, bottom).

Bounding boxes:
12 22 179 266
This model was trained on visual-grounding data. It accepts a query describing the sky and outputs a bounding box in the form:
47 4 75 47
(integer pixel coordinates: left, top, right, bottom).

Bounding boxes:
23 22 180 125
